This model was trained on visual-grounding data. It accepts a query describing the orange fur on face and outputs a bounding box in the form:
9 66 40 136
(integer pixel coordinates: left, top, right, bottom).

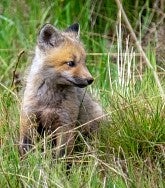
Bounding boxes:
47 39 85 65
44 38 92 79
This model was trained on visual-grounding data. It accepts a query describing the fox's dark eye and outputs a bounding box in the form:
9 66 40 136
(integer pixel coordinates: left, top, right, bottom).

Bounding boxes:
67 61 76 67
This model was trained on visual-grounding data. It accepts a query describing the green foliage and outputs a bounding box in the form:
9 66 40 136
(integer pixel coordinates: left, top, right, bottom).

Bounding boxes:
0 0 164 187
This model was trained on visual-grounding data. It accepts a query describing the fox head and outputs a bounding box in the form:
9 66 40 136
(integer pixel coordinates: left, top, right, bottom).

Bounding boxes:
36 23 94 88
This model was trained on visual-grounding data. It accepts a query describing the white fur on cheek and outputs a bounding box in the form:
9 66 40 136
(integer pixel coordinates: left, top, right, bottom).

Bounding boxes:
27 47 45 81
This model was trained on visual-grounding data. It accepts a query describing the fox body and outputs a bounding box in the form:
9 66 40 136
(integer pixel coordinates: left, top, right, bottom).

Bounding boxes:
20 23 103 157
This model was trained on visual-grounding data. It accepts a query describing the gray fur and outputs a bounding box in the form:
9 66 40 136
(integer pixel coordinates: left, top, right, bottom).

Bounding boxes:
20 23 104 157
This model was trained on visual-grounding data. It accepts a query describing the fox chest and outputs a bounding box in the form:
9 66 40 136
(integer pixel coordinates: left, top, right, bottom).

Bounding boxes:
35 84 80 128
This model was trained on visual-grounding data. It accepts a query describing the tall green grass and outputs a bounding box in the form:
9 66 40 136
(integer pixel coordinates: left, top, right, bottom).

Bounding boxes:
0 0 164 187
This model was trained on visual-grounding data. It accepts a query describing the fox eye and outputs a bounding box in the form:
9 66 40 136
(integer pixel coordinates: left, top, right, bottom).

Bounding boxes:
66 61 76 67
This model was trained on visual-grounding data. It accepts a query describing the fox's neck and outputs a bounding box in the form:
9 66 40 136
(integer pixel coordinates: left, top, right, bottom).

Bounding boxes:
25 70 76 109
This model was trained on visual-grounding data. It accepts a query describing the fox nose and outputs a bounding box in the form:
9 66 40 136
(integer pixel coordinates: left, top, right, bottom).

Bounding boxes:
87 78 94 85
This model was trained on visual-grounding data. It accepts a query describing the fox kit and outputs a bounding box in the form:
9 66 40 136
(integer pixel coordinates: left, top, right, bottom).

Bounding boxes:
20 23 103 157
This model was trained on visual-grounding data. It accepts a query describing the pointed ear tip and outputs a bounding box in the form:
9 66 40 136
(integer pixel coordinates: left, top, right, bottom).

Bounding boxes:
70 23 80 32
40 23 54 31
43 23 51 27
74 23 80 26
74 23 80 29
38 24 58 39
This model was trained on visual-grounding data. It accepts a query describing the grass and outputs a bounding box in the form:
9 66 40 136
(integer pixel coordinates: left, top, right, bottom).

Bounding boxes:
0 0 165 187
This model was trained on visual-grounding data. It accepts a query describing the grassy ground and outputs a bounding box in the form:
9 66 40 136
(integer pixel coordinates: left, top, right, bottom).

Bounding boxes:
0 1 165 187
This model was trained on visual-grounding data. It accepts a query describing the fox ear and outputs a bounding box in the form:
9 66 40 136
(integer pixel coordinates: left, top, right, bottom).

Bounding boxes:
65 23 80 38
38 24 63 50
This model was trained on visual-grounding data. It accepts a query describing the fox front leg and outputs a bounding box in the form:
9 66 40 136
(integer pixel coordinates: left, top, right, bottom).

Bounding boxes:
19 133 32 155
55 125 75 158
19 115 36 155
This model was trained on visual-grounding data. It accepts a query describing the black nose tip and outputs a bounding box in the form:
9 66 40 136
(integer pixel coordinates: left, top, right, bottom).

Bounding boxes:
87 78 94 85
